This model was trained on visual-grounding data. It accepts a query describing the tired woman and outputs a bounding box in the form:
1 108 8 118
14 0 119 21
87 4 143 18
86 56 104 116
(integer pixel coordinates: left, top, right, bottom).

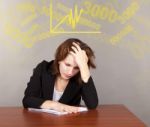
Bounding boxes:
23 38 98 113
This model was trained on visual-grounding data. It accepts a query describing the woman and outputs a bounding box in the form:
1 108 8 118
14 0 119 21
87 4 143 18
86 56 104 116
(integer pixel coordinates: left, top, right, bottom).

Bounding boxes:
23 38 98 113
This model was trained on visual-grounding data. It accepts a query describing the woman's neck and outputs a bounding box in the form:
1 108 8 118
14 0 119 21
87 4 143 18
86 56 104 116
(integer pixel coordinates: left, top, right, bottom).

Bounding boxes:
55 76 69 92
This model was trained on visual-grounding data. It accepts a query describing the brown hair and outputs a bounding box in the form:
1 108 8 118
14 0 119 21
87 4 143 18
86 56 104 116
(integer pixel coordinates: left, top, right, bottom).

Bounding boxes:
51 38 96 84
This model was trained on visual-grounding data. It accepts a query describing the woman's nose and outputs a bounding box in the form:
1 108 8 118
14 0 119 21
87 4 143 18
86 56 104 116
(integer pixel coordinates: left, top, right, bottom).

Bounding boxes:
68 68 74 75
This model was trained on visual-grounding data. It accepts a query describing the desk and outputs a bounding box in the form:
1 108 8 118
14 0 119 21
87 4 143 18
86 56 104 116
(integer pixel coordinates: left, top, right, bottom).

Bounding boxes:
0 105 146 127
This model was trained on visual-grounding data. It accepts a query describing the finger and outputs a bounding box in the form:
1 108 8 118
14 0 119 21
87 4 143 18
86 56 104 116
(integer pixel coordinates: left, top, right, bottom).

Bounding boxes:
71 46 79 53
73 108 78 113
71 106 79 113
67 107 74 113
69 108 77 113
69 51 75 56
72 42 82 51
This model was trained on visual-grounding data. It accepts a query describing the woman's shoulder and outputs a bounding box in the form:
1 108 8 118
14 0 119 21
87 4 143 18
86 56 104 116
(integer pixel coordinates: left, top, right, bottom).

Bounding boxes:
34 60 54 73
40 60 53 65
36 60 53 67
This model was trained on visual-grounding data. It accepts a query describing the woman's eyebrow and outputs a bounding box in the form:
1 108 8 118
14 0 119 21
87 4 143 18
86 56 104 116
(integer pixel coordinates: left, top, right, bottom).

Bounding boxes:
65 62 78 68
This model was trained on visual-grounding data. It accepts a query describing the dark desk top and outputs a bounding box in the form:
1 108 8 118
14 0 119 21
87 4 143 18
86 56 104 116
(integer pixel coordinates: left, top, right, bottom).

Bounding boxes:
0 105 146 127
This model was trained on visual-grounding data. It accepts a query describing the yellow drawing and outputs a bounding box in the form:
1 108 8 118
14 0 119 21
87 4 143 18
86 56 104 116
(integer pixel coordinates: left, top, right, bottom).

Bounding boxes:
49 0 101 34
68 5 83 29
54 2 101 30
110 24 134 45
119 2 139 24
82 1 119 23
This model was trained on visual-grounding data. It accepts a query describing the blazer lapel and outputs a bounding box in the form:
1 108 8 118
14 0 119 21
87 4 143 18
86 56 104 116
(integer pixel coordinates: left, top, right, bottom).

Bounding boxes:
59 78 80 104
42 73 56 100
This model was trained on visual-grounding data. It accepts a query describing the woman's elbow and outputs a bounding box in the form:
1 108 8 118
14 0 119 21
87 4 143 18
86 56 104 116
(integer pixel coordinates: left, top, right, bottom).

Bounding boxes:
22 97 28 108
87 99 98 109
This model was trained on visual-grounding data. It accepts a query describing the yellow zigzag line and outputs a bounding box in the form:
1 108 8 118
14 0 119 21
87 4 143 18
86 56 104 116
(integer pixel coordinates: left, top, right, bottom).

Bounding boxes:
68 5 83 29
52 4 83 31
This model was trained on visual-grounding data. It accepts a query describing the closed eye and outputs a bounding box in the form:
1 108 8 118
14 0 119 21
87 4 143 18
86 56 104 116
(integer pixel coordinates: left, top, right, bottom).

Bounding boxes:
65 63 71 66
74 67 79 70
65 63 79 70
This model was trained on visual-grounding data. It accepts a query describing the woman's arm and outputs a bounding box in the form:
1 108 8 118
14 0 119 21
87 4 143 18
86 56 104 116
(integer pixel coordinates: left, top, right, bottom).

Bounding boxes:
70 42 98 109
81 76 98 109
22 61 46 108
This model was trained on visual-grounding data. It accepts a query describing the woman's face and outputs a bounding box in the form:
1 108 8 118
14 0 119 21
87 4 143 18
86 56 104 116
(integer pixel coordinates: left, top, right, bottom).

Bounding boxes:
58 54 79 80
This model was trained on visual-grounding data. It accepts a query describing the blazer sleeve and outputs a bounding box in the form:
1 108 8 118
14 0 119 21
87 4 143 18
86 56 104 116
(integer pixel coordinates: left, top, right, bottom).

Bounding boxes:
22 61 46 108
81 76 98 109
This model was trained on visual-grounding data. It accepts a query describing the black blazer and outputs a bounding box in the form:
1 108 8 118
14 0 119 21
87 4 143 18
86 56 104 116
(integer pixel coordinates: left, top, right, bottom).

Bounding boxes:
22 60 98 109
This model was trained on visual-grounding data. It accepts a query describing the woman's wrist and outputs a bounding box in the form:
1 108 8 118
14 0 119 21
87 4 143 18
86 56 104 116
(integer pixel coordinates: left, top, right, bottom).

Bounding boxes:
79 63 90 83
40 100 56 109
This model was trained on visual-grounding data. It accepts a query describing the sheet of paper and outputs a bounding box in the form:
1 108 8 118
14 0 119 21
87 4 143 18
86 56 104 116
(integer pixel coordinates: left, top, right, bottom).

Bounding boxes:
28 107 88 115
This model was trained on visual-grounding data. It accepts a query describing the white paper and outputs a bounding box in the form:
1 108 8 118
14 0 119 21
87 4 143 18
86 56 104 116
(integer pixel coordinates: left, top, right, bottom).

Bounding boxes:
28 107 88 115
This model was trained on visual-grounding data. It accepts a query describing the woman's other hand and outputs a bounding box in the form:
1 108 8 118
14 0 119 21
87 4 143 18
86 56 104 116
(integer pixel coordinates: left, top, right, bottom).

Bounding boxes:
41 100 79 113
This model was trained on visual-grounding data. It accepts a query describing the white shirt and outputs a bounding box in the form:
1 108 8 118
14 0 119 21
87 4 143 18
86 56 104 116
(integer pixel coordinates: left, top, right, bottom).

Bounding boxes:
52 87 64 101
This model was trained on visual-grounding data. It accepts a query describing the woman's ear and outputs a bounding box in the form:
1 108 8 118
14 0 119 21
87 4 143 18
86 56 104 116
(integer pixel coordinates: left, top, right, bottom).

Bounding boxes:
58 60 63 64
